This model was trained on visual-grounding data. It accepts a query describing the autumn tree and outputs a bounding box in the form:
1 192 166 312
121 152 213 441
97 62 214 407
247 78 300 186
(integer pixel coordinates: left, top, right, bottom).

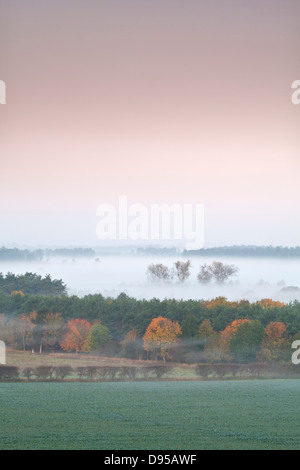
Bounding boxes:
143 316 182 362
259 321 288 361
204 296 238 309
10 290 25 296
256 299 285 309
219 319 251 351
60 319 91 354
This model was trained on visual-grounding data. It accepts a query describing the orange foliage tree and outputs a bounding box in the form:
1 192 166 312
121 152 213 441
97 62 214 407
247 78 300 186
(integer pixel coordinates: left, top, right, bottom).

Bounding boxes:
60 319 91 354
260 321 288 361
143 316 182 361
219 319 251 351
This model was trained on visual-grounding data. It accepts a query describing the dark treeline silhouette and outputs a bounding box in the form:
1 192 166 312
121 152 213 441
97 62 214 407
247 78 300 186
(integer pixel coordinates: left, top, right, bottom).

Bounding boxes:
183 245 300 258
0 272 67 296
137 246 180 256
0 247 95 261
1 245 300 260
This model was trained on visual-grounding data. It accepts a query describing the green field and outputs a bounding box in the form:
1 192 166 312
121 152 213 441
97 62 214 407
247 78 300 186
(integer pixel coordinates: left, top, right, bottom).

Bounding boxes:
0 380 299 450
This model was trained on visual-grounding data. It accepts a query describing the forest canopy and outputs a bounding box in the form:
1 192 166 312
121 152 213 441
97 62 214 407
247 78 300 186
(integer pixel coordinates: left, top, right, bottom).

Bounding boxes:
0 272 67 296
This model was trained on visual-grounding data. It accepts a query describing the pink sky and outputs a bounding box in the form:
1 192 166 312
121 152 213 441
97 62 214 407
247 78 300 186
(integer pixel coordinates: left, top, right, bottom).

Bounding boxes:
0 0 299 247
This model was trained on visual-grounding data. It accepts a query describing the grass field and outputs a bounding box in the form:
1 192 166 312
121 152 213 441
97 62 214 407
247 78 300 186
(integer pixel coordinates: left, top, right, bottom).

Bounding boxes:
0 380 299 450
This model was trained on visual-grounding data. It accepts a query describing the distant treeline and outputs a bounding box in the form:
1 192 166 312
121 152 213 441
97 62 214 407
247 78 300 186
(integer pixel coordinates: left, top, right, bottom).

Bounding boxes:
0 272 67 296
0 247 96 261
183 245 300 258
137 247 180 256
1 245 300 260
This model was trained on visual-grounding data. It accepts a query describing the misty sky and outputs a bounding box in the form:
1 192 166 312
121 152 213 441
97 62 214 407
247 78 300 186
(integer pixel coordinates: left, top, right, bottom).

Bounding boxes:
0 0 299 247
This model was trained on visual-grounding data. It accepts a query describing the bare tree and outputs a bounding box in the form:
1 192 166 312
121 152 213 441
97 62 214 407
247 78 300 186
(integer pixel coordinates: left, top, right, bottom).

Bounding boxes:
172 260 191 283
210 261 238 283
197 261 238 284
197 264 213 284
42 312 64 351
146 263 171 282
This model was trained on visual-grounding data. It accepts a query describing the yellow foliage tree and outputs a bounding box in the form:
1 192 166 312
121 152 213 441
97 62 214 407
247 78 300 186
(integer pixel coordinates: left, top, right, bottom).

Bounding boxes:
11 290 25 296
256 299 285 309
143 317 182 362
204 297 239 309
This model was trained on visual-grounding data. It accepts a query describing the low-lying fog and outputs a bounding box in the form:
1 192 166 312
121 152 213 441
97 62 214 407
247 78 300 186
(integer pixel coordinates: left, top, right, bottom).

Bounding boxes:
1 256 300 303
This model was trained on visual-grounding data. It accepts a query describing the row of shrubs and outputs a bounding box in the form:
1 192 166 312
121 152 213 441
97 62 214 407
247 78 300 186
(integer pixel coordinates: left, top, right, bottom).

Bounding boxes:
195 362 300 378
1 362 299 381
0 365 174 381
